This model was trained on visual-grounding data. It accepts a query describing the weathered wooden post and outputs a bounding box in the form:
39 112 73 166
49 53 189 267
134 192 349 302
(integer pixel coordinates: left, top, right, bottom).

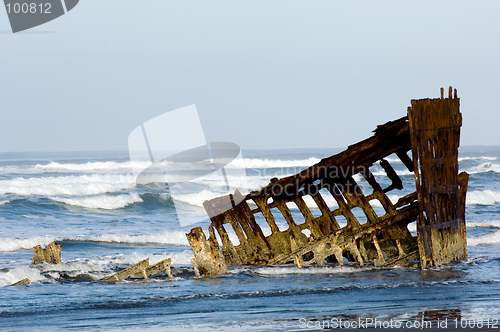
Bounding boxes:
186 226 227 276
408 86 468 268
31 241 62 265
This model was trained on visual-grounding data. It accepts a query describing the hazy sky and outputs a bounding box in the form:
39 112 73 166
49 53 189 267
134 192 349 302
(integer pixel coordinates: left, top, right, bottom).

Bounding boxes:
1 1 499 152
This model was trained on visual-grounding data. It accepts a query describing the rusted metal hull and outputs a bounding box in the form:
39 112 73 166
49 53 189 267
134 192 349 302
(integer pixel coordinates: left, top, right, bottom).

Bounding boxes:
186 88 468 275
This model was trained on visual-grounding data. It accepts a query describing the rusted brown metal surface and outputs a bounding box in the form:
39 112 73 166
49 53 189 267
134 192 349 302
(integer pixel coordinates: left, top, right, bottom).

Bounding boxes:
408 87 468 268
186 87 469 275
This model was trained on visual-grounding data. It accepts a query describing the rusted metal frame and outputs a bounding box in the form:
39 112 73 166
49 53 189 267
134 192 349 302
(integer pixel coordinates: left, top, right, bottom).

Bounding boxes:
188 91 468 275
323 179 361 230
252 196 281 234
252 195 292 257
371 233 386 266
229 205 271 264
239 202 273 253
270 201 419 266
245 117 411 202
396 149 414 172
394 192 418 209
310 191 340 231
380 159 403 193
274 200 308 248
210 201 273 266
212 221 241 266
222 212 251 260
317 169 382 233
361 168 398 216
329 172 380 226
408 90 467 268
293 196 324 238
250 163 416 266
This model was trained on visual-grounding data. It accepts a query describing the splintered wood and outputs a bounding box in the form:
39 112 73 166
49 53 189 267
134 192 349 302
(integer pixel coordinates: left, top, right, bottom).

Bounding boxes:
187 87 469 275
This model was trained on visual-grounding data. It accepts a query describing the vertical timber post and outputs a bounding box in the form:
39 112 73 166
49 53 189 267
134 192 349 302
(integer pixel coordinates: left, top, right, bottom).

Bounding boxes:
408 87 468 268
186 227 228 276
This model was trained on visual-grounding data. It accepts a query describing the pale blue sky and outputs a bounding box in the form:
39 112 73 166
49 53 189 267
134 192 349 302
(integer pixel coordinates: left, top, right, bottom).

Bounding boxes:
1 1 499 152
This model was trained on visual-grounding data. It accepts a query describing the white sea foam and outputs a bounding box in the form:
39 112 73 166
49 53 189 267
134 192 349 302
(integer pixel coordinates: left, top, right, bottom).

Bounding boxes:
166 190 227 209
35 160 150 172
87 250 194 267
227 157 321 169
30 158 321 174
466 220 500 228
78 231 189 246
0 266 47 288
467 230 500 246
50 193 142 209
466 190 500 205
458 156 497 162
0 174 136 196
0 231 190 252
36 251 194 276
0 250 195 287
0 236 58 252
371 169 414 176
239 265 372 275
0 199 10 205
466 162 500 174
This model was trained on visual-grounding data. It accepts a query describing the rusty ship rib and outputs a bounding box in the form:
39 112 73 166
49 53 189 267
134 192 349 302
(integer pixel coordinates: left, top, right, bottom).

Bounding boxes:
186 87 469 276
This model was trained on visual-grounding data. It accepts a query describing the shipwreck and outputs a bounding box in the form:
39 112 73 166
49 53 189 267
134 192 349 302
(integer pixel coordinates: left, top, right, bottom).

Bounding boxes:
186 87 469 276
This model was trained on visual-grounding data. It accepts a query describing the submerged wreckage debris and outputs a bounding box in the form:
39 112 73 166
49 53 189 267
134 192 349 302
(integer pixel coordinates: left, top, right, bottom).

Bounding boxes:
23 242 175 283
31 241 62 265
187 87 469 276
10 277 31 286
102 258 173 282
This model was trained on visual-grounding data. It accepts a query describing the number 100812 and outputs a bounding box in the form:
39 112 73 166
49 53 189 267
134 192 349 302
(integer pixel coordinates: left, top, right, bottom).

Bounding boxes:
5 3 52 14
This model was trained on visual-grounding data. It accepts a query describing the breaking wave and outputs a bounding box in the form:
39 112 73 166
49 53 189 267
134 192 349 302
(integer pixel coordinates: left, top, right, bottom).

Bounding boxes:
466 162 500 174
466 220 500 228
458 156 497 162
466 190 500 205
0 251 195 287
0 231 190 252
30 158 322 173
0 174 136 197
228 157 321 169
35 160 150 172
0 266 47 288
467 230 500 246
226 265 374 276
50 193 142 210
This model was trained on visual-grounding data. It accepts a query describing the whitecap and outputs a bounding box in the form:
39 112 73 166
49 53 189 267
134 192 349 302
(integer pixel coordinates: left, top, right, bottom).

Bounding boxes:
0 266 47 287
50 193 142 210
0 174 136 196
467 230 500 246
466 190 500 205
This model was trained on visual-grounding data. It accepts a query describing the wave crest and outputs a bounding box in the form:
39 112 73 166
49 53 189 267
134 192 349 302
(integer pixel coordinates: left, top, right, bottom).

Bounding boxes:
50 193 142 209
0 174 135 196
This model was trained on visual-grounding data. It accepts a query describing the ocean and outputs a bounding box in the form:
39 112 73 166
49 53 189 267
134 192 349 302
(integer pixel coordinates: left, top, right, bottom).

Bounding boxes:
0 146 499 331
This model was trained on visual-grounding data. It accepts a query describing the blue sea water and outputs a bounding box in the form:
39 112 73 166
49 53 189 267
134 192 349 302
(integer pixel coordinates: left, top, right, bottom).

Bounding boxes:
0 147 499 331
